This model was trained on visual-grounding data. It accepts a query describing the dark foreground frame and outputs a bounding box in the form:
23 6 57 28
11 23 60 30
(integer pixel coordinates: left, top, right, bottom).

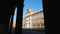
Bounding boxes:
0 0 51 34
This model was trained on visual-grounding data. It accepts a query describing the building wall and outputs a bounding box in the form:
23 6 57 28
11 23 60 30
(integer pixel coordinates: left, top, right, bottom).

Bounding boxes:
31 11 45 28
22 9 45 29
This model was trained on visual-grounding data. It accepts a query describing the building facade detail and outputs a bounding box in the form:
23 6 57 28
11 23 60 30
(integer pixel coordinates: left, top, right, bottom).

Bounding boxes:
22 9 45 29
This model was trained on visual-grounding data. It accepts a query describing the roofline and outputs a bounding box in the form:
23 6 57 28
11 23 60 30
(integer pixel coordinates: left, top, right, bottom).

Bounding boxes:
24 10 43 19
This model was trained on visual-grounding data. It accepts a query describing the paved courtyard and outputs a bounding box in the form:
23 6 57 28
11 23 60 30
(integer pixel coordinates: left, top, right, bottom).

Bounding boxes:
22 29 45 34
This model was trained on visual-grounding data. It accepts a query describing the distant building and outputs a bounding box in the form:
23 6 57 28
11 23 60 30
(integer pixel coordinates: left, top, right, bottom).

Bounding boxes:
12 22 16 28
22 9 45 29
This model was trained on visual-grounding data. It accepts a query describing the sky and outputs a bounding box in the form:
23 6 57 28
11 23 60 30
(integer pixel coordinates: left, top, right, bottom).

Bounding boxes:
13 7 17 22
23 0 43 18
13 0 43 22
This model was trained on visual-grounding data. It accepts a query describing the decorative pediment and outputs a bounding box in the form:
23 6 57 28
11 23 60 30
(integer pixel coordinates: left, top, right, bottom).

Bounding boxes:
26 9 35 16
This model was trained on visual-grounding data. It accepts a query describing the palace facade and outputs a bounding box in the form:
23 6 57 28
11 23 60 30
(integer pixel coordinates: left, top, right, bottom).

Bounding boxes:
22 9 45 29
